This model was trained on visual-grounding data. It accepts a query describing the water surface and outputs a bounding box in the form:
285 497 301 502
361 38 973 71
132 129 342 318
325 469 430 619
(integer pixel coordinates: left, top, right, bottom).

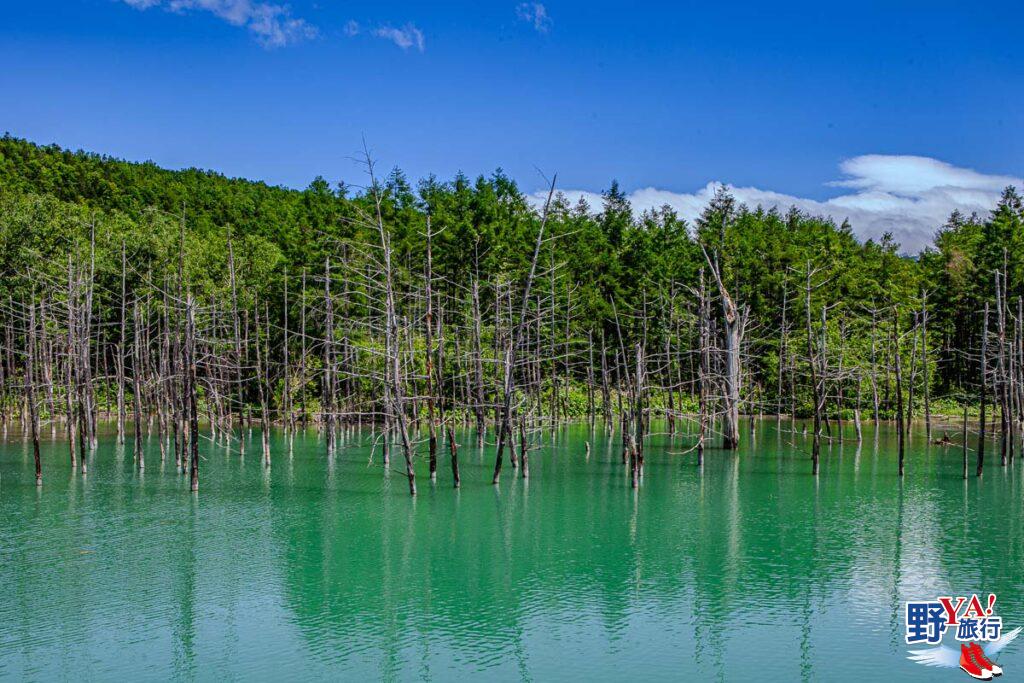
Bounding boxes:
1 420 1021 681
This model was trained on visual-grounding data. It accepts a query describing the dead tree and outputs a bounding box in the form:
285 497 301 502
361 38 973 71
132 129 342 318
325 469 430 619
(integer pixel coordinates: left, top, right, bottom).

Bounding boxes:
777 281 788 422
323 257 336 456
299 268 308 427
978 303 989 478
962 406 969 480
425 217 438 481
870 310 880 425
132 300 144 469
282 266 292 433
697 268 710 467
26 300 41 486
492 175 557 485
996 268 1009 466
117 241 127 444
227 228 245 456
253 299 271 466
435 301 460 488
365 152 417 495
186 295 200 491
921 291 931 440
631 341 645 488
470 270 486 447
803 264 825 475
893 309 905 477
701 245 743 450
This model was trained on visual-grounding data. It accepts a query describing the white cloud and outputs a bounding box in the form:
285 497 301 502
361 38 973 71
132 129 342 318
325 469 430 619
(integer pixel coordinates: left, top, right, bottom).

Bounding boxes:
541 156 1022 254
118 0 318 48
371 23 425 52
516 2 552 33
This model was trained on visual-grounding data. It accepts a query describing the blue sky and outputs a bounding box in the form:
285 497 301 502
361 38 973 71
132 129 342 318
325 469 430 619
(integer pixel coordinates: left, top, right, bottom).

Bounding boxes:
2 1 1022 250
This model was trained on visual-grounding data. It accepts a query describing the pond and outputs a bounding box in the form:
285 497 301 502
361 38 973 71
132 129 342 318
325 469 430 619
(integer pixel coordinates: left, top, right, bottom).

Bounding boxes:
1 419 1020 681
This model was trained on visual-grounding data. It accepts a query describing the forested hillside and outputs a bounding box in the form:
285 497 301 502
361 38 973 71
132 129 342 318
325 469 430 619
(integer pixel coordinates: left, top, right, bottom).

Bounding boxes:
2 135 1022 486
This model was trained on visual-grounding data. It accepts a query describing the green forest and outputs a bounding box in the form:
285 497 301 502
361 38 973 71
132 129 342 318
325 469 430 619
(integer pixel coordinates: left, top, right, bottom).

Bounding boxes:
2 134 1023 487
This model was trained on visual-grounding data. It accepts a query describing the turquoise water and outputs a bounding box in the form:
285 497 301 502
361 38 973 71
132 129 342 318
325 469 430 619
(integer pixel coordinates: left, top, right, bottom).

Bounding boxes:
1 420 1021 681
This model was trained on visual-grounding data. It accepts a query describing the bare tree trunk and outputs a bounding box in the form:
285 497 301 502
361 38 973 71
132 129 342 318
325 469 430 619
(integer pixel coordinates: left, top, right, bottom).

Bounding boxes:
778 282 788 421
870 311 880 425
492 176 557 485
300 268 308 428
962 405 969 480
425 218 438 482
133 301 144 470
323 257 335 457
471 274 486 447
921 291 931 441
366 154 416 495
664 295 676 435
805 266 823 475
83 222 97 450
519 417 529 479
1013 297 1022 465
600 328 611 426
436 302 460 488
697 268 709 467
283 266 291 433
177 222 190 474
117 240 127 443
978 303 988 478
65 256 77 468
632 341 644 488
186 295 199 492
227 229 245 457
853 379 863 443
701 246 742 449
894 310 905 477
253 300 271 466
587 329 596 425
26 300 41 486
997 269 1009 466
907 311 918 428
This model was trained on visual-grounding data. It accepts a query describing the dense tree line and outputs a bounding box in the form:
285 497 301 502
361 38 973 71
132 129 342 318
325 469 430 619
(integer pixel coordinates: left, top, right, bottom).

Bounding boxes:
2 135 1023 489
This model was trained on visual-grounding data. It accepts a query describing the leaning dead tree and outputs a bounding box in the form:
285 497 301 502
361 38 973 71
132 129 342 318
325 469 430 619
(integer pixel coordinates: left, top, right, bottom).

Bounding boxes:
368 153 417 496
491 175 558 485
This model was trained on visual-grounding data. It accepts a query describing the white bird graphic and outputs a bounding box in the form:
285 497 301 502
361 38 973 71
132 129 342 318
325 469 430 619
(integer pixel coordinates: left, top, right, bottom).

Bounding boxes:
908 627 1022 669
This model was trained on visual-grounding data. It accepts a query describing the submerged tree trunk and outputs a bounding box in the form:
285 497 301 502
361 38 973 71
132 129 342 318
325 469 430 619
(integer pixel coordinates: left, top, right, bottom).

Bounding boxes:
702 246 742 450
132 301 144 470
894 310 905 478
323 257 336 457
186 296 200 492
492 176 557 485
921 291 931 441
26 300 41 486
227 228 244 456
697 268 709 467
366 153 416 495
471 274 486 448
254 300 271 466
978 303 988 478
870 311 880 425
996 269 1008 466
425 218 438 482
805 266 823 475
962 405 969 480
117 241 127 444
